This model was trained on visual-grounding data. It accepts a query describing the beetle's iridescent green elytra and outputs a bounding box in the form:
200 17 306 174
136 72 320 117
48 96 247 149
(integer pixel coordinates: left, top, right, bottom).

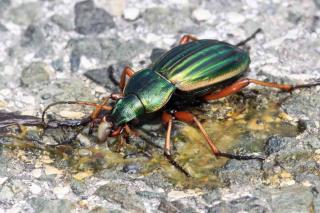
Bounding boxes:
110 40 250 126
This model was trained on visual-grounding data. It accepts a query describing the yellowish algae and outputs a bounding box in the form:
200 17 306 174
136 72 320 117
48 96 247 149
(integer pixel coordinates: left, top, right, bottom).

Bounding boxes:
0 94 302 188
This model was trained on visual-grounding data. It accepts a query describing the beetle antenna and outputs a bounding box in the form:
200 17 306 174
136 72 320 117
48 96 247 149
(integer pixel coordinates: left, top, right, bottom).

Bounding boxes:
42 101 112 126
236 28 262 46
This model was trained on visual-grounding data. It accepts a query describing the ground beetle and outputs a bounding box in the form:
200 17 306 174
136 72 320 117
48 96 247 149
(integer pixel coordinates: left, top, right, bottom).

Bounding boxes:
42 29 320 176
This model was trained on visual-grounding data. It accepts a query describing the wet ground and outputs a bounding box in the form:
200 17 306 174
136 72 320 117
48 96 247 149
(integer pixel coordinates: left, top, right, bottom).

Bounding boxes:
0 0 320 212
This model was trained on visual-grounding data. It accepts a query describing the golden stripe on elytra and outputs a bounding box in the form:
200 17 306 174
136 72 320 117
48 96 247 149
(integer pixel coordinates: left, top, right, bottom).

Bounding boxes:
176 63 247 91
169 48 232 79
169 52 239 84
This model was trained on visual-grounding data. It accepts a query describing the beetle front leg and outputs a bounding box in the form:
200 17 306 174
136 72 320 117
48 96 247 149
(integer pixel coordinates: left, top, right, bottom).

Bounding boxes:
120 66 135 91
179 35 198 45
174 111 265 160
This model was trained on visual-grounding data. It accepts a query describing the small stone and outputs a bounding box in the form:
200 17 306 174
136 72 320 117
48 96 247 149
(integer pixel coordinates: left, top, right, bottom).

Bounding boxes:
21 24 45 48
51 59 64 72
30 183 42 194
41 93 52 100
59 110 86 119
192 8 211 22
30 198 73 213
21 62 51 87
84 67 112 87
315 0 320 9
271 185 314 212
0 185 14 200
168 190 203 201
32 169 42 178
53 186 70 199
7 2 43 25
95 183 145 212
74 0 115 35
123 8 140 21
0 177 8 185
246 0 258 8
73 171 93 180
0 100 7 108
226 12 246 24
51 14 74 31
0 0 10 14
78 149 92 157
122 163 142 174
45 165 63 176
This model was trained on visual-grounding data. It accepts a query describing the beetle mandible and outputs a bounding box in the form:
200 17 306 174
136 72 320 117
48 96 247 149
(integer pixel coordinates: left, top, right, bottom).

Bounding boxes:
42 29 320 174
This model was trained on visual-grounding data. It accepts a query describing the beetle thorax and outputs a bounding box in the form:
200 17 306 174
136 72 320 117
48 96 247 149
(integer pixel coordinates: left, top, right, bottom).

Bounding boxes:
109 94 145 126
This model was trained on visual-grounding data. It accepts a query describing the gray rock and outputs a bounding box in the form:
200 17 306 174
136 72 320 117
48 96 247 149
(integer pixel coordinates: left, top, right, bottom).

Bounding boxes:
143 7 195 34
0 0 10 13
84 66 113 88
270 185 314 213
150 48 167 63
51 14 74 32
122 163 142 174
218 159 263 185
30 197 74 213
51 58 64 72
68 37 120 72
282 90 320 129
208 195 271 213
6 2 43 25
264 136 291 155
21 24 45 48
136 191 165 199
0 23 7 32
70 179 87 195
158 199 179 213
20 62 51 87
74 0 115 35
314 0 320 9
0 185 14 200
89 206 121 213
95 182 146 212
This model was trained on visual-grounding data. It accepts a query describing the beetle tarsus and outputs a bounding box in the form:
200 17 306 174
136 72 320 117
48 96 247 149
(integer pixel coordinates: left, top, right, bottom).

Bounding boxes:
164 153 191 177
218 152 265 161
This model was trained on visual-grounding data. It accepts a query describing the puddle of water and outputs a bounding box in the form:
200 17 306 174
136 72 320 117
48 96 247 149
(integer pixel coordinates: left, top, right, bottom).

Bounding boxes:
0 94 301 188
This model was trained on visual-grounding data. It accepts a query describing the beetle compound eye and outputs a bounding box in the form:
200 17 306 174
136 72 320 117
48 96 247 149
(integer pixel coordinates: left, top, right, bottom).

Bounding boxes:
97 120 112 142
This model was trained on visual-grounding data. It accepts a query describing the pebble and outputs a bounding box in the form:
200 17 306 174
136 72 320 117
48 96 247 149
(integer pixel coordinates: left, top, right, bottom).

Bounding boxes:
74 0 115 35
226 12 246 24
45 165 63 176
78 149 92 157
20 62 51 87
73 171 93 180
123 8 140 21
51 14 74 32
30 183 42 195
31 169 42 178
192 8 211 22
0 177 8 185
53 186 70 199
59 110 86 119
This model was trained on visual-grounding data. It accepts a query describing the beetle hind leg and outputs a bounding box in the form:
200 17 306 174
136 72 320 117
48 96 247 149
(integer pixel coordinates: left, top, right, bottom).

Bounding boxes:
173 111 265 161
203 78 320 101
179 35 198 45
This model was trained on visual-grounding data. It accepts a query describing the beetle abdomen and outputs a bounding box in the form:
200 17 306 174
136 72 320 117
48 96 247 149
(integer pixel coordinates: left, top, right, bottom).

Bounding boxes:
153 39 250 91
